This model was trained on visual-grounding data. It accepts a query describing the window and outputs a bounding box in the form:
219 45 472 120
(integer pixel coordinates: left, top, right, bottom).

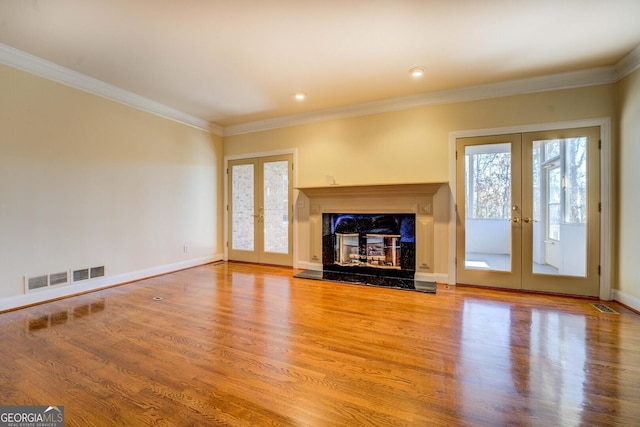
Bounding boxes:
564 138 587 224
547 165 561 240
465 144 511 219
533 137 587 242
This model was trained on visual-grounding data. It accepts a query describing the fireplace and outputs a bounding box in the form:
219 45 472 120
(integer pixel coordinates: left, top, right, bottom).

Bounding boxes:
294 182 444 293
322 213 416 288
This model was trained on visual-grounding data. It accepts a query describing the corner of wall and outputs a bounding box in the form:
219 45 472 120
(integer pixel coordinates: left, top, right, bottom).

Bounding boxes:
613 289 640 313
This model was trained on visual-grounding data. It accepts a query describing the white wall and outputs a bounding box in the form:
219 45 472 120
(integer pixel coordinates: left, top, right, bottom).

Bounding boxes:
465 219 510 254
533 222 543 264
559 223 586 276
616 67 640 308
0 64 224 307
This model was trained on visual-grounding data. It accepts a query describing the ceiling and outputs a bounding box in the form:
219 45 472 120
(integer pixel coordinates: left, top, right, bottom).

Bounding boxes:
1 0 640 131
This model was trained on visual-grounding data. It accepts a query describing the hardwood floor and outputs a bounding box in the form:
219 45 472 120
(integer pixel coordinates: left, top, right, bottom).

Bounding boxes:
1 262 639 426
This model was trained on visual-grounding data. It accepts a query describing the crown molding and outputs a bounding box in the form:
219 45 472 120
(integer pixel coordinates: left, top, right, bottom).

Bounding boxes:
0 43 211 132
208 122 224 136
3 42 635 139
615 44 640 79
223 66 618 136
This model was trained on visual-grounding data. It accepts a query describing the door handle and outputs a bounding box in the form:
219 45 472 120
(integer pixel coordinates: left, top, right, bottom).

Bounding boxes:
511 217 520 223
523 217 535 223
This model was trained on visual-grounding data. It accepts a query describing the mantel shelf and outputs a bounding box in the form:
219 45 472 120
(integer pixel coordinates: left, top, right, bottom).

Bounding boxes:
295 182 447 198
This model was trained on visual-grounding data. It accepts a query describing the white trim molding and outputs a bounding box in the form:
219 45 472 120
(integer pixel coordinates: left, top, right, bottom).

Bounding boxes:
3 41 638 138
0 43 212 133
613 289 640 313
0 255 222 312
298 261 323 272
616 44 640 80
448 118 613 300
415 272 449 284
225 43 640 136
224 67 618 136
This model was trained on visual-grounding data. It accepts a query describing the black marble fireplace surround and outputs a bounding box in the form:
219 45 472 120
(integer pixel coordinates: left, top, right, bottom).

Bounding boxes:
294 211 436 292
322 213 417 289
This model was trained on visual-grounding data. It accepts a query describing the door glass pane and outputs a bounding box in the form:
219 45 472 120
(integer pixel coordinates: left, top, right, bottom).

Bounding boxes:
564 138 587 224
464 143 511 272
531 138 587 277
544 140 560 159
231 164 254 251
263 160 289 253
548 167 561 240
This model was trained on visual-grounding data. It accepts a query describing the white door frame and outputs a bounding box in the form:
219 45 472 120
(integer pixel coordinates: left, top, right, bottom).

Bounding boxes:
448 118 612 300
223 148 298 266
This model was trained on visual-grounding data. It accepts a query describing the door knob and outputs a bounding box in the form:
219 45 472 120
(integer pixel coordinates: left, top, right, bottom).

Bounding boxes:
523 217 534 223
511 217 520 223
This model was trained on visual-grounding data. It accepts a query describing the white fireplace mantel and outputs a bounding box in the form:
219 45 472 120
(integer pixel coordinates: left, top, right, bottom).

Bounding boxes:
297 182 447 281
296 182 446 199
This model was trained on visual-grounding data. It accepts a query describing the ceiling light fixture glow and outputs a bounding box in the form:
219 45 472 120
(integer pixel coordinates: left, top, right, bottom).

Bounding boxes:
294 92 307 100
409 67 425 77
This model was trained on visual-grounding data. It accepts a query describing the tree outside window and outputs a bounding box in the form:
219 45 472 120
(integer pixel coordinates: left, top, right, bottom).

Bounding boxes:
465 147 511 220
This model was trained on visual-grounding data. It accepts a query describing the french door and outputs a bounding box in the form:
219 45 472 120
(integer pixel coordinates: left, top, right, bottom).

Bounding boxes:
228 154 293 266
456 127 600 296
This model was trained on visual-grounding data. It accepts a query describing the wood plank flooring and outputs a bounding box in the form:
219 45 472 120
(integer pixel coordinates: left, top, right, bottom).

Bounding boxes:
1 262 639 426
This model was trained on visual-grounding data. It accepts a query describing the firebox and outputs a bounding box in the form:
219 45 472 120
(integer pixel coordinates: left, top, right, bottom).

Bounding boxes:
322 213 416 288
334 233 401 269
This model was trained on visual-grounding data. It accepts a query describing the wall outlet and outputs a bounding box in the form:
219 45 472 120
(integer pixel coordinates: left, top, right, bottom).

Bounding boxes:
183 244 189 253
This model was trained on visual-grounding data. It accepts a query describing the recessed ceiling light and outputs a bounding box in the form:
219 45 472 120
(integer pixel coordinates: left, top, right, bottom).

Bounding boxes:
294 92 307 100
409 67 425 78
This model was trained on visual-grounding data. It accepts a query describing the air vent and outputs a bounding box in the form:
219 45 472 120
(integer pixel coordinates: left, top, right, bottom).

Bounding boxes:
73 269 89 282
26 265 104 293
90 266 105 278
26 275 48 291
49 271 68 286
591 303 619 314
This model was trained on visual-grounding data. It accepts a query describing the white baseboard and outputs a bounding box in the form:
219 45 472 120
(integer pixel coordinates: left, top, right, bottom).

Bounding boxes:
613 289 640 313
415 272 450 284
0 255 222 312
296 261 323 271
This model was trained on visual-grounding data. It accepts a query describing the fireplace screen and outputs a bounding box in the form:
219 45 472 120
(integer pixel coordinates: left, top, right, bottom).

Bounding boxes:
366 234 401 268
334 233 401 269
334 233 360 266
